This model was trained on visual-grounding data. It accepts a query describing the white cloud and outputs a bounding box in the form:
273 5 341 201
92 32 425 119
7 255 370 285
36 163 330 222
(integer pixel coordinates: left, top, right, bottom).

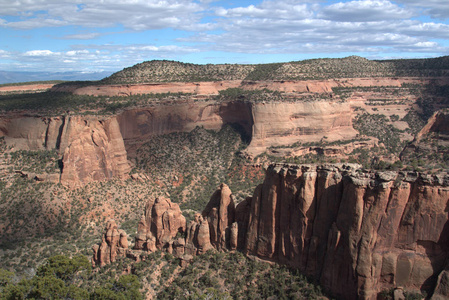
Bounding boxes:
319 0 413 22
61 32 102 40
0 49 10 58
1 0 449 72
2 43 201 72
178 0 449 57
0 0 208 31
24 50 56 57
215 1 312 20
396 0 449 20
66 50 89 56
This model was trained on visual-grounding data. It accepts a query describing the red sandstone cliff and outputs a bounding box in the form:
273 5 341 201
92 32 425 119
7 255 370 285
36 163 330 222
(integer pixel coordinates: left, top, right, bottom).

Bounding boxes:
91 164 449 299
0 115 130 187
0 97 356 186
59 116 130 186
235 164 449 299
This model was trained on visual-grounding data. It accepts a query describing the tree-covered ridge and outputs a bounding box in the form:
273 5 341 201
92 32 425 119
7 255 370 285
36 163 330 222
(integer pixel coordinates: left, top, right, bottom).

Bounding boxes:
100 55 449 84
0 91 192 115
101 60 255 84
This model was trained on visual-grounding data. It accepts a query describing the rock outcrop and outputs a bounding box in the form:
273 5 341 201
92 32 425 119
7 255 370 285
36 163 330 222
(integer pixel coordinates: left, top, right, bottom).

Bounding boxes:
92 219 128 267
0 115 131 187
60 116 131 187
202 183 236 250
134 197 186 252
90 164 449 300
432 265 449 300
233 164 449 300
184 213 214 256
116 99 357 158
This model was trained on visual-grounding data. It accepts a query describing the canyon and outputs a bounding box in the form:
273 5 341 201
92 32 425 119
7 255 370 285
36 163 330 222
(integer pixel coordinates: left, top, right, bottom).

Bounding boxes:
1 75 447 186
1 57 449 299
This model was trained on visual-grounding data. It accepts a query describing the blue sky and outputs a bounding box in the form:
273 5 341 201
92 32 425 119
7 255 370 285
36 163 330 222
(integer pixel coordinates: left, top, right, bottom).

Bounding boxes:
1 0 449 74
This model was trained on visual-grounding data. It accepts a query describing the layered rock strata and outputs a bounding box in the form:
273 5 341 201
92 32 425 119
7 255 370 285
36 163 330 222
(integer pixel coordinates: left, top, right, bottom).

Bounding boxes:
0 115 130 187
235 164 449 300
92 219 128 267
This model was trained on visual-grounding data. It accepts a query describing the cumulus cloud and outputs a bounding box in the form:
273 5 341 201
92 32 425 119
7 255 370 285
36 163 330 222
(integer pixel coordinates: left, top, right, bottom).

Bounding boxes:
3 44 201 72
1 0 449 73
319 0 414 22
24 50 57 57
215 2 312 19
180 0 449 56
395 0 449 20
0 0 207 31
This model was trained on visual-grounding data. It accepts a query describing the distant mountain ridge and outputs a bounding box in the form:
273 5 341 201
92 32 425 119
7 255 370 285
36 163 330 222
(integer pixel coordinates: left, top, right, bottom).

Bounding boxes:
0 70 114 85
101 55 449 84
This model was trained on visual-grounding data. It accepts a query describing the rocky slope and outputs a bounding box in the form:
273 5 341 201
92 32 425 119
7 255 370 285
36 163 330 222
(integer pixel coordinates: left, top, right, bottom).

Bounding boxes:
400 109 449 169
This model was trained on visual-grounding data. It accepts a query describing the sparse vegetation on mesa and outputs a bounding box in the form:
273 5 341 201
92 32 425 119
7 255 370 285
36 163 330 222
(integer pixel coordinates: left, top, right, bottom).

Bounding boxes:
98 55 449 84
101 60 255 84
354 113 404 154
0 91 192 114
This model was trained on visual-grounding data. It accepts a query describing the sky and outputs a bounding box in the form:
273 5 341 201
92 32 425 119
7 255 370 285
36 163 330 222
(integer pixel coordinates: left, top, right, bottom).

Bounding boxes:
1 0 449 74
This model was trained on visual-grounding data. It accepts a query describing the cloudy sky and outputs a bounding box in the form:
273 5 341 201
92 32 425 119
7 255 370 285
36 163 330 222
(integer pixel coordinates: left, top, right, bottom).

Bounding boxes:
1 0 448 74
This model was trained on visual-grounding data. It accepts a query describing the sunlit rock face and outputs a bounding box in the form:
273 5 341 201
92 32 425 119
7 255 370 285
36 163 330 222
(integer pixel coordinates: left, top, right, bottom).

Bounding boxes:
235 164 449 300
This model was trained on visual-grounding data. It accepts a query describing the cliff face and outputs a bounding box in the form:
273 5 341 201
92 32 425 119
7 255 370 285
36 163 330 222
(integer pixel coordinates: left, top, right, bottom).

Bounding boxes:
249 101 357 156
91 163 449 299
59 116 130 187
2 76 447 187
236 164 449 299
0 115 130 187
116 99 355 157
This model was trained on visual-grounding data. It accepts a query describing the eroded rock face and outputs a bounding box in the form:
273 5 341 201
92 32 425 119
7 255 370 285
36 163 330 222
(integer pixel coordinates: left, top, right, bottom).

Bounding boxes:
401 109 449 165
0 115 131 187
133 197 186 251
90 165 449 300
202 183 236 250
184 213 213 256
60 116 130 187
432 266 449 300
236 164 449 300
92 219 128 267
